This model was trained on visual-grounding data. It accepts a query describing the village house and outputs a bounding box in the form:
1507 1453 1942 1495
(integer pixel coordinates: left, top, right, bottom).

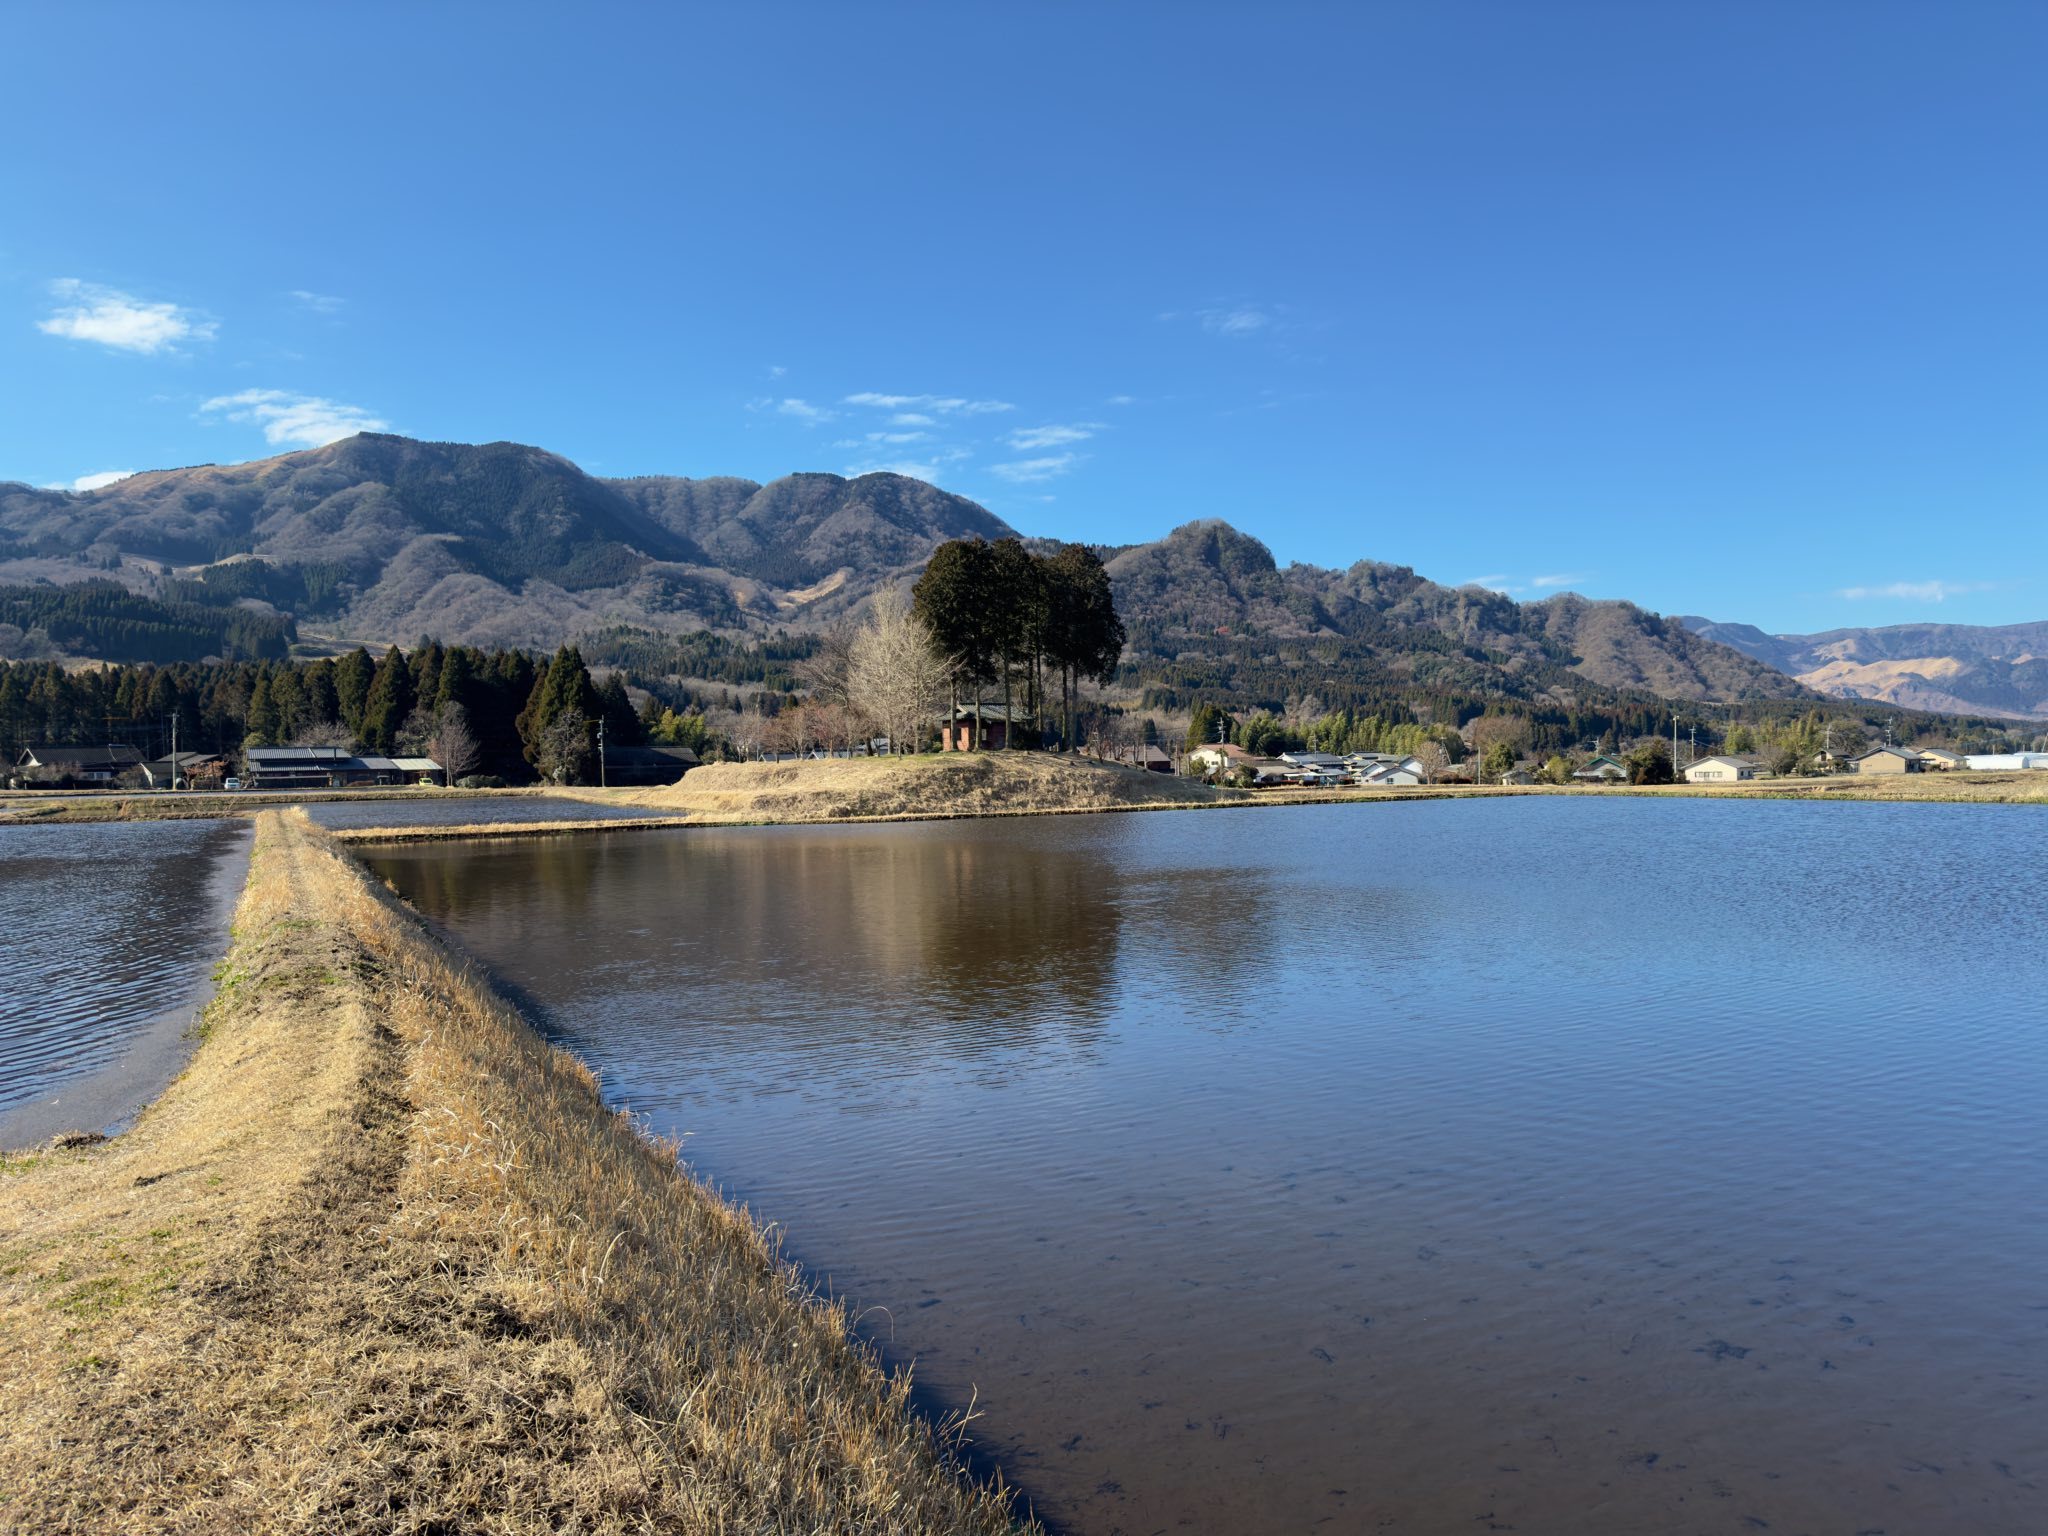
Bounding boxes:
1497 767 1536 785
1571 753 1628 783
939 703 1034 752
14 744 147 785
1138 744 1173 774
1915 748 1967 770
1683 754 1764 784
1851 746 1923 775
1187 742 1262 776
144 750 231 790
1353 754 1428 786
244 746 444 790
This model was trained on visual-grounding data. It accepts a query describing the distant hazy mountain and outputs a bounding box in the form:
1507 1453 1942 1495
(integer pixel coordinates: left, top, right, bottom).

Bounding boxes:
1 432 1800 705
1678 616 2048 720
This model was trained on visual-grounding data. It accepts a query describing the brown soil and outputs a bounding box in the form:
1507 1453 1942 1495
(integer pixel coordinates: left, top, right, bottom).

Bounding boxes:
0 812 1036 1534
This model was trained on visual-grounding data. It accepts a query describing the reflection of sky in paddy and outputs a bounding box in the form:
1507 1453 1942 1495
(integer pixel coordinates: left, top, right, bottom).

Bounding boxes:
368 799 2048 1536
1 818 251 1113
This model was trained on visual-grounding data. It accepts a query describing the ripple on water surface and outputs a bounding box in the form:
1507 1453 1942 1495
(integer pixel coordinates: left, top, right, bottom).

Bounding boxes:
0 818 251 1120
366 799 2048 1536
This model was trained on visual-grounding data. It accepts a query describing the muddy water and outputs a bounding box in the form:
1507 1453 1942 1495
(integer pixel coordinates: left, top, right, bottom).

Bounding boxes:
363 799 2048 1534
0 818 252 1141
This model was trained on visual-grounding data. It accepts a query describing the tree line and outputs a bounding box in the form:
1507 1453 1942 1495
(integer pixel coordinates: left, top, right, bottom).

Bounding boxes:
910 537 1124 749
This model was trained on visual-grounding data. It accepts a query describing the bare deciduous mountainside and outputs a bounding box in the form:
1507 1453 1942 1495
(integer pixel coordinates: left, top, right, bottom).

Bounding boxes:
2 432 1805 705
1680 616 2048 719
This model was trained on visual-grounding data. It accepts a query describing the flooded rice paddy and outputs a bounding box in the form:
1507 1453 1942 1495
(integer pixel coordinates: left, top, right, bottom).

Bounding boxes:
1 818 251 1141
363 798 2048 1534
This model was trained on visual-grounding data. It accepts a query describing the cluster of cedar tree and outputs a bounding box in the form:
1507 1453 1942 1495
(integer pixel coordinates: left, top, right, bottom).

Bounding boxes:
910 537 1124 749
0 644 645 785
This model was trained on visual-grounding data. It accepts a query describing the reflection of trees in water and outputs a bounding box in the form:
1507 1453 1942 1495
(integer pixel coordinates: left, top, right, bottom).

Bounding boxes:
672 828 1127 1061
375 826 1137 1065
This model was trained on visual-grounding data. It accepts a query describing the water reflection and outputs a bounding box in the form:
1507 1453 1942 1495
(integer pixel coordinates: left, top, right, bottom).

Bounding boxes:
0 819 251 1123
367 802 2048 1536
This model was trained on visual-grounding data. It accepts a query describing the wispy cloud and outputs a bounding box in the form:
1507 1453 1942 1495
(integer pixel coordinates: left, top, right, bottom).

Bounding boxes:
1837 579 1996 603
1199 306 1273 337
290 289 344 315
843 445 973 484
41 469 137 493
1006 421 1105 451
1106 394 1136 406
775 397 835 423
843 391 1014 415
1531 572 1591 590
991 453 1081 484
38 279 215 354
767 363 787 378
890 411 934 426
1461 575 1517 594
200 388 388 448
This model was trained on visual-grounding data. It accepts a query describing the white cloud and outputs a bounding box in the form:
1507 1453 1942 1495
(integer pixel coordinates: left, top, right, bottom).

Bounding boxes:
890 412 935 426
1106 394 1136 406
991 453 1081 484
1006 421 1105 451
767 364 787 378
1531 572 1591 590
1199 306 1272 337
200 388 389 448
866 430 929 444
1837 579 1995 603
1460 575 1517 594
37 279 215 354
64 469 139 492
848 460 944 482
776 397 835 423
844 446 972 483
843 391 1014 415
290 289 344 314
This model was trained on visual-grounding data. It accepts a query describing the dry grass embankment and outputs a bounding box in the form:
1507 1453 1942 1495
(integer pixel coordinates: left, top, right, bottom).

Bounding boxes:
0 787 560 828
1594 770 2048 806
0 812 1037 1535
569 751 1235 825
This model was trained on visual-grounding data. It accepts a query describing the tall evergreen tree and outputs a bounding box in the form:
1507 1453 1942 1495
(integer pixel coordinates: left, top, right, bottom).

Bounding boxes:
333 646 375 736
360 646 414 752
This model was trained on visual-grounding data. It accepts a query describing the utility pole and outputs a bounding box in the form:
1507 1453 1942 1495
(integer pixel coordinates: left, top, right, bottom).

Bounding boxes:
598 716 607 789
1672 709 1680 776
170 711 179 792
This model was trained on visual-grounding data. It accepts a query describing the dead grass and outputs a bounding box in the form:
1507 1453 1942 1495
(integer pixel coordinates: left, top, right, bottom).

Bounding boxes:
0 811 1038 1534
1584 771 2048 805
565 751 1232 824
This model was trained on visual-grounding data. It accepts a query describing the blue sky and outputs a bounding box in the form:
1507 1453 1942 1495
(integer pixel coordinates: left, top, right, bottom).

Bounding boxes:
3 2 2044 634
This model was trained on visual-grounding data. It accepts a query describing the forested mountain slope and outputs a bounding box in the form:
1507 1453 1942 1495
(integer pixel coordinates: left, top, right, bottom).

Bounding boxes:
0 434 1801 710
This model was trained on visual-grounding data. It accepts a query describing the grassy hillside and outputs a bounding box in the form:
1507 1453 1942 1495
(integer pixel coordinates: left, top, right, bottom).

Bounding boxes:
596 751 1233 822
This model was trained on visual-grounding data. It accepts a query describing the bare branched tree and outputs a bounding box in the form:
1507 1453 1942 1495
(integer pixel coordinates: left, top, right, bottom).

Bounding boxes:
848 591 947 756
428 701 482 784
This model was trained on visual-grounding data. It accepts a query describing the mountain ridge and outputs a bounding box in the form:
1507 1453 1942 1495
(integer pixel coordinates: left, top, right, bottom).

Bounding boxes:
2 432 1805 709
1678 616 2048 720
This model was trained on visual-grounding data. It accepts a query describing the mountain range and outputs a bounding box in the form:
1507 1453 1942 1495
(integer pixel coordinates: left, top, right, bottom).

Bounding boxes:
1678 617 2048 720
0 432 2032 720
